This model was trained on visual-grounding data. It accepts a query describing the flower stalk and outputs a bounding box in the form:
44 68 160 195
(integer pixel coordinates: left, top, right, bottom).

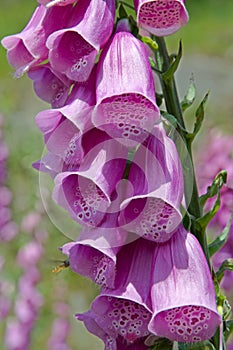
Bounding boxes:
153 36 210 263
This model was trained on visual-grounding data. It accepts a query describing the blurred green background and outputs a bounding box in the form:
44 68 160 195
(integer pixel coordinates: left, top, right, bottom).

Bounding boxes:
0 0 233 348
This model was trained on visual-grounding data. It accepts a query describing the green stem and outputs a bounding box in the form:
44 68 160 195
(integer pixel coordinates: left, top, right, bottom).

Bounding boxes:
154 36 210 261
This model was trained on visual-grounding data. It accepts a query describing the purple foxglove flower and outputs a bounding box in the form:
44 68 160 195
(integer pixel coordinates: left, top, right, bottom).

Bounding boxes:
77 310 148 350
134 0 189 36
46 0 115 81
33 70 97 175
0 221 18 242
0 295 11 319
38 0 76 7
21 211 41 234
0 187 12 206
28 64 72 107
93 19 160 146
227 340 233 350
47 318 70 349
53 139 128 227
61 225 127 288
119 125 184 243
5 320 30 350
196 129 233 292
1 5 72 77
148 226 222 343
77 238 155 347
17 241 43 268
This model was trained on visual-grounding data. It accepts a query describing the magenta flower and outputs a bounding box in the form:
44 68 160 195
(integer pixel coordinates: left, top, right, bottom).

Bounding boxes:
76 238 155 348
28 64 72 107
33 70 97 176
196 129 233 292
148 226 222 342
61 226 127 289
1 5 72 77
119 125 184 243
134 0 189 36
93 19 160 145
53 139 128 227
38 0 76 7
46 0 115 81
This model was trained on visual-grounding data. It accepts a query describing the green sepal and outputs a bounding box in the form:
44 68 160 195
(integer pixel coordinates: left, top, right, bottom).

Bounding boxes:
182 211 191 231
178 340 216 349
186 92 209 144
149 57 163 74
208 213 233 257
161 111 187 134
216 258 233 284
155 92 163 107
118 3 128 19
141 36 158 51
181 74 196 112
162 40 182 81
149 337 173 350
200 170 227 208
217 293 231 320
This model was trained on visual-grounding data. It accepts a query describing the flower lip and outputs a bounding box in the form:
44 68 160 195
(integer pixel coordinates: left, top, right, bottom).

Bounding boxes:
149 305 222 343
135 0 189 36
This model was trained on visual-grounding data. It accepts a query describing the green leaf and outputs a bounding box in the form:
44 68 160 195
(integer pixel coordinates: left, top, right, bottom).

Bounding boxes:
162 40 182 81
118 3 128 18
199 170 227 208
181 74 196 112
186 92 209 143
178 340 216 349
225 320 233 341
216 258 233 284
208 212 233 257
196 191 220 231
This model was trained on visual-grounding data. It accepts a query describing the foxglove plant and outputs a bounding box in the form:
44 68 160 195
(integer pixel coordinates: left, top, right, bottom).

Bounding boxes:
2 0 232 349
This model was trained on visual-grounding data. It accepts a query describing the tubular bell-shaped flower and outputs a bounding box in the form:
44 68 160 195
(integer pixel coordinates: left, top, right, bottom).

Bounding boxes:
61 226 127 289
46 0 115 82
93 19 160 146
28 64 72 108
38 0 76 7
119 125 184 243
76 237 155 349
33 68 98 176
1 5 72 77
52 139 128 228
134 0 189 36
148 225 222 342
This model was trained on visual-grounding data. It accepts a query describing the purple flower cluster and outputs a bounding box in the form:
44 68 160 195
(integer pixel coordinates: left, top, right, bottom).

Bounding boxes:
47 283 71 350
0 115 19 322
4 213 45 350
196 129 233 294
1 1 221 348
0 114 18 242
